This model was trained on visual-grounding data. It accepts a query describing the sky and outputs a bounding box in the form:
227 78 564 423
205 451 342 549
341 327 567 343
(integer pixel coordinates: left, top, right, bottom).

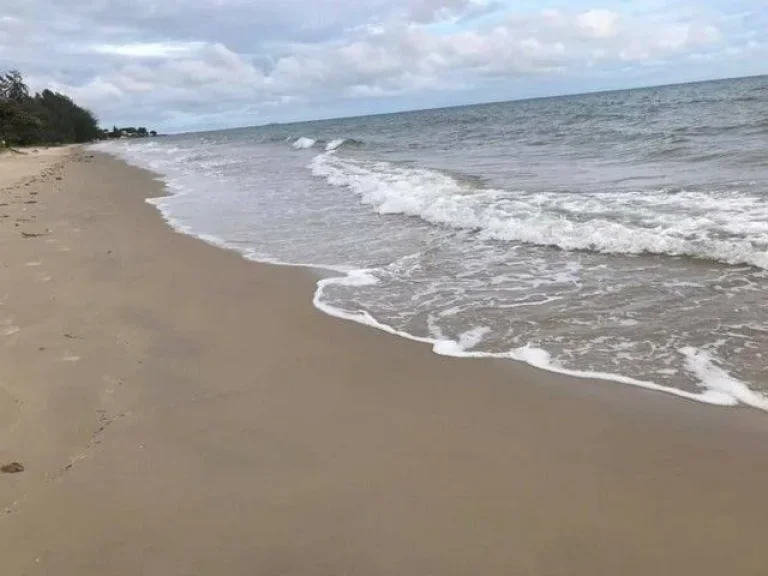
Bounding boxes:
1 0 766 132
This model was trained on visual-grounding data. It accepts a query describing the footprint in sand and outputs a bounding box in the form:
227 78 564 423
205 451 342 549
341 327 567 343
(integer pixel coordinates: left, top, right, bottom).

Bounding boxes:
101 375 124 395
44 238 71 252
1 317 19 335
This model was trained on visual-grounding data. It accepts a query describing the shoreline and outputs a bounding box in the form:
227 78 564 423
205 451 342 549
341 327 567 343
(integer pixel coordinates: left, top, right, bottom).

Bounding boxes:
2 149 768 574
118 147 768 412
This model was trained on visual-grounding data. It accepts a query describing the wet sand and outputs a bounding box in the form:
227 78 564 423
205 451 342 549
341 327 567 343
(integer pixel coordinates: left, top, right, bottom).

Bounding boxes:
2 148 768 575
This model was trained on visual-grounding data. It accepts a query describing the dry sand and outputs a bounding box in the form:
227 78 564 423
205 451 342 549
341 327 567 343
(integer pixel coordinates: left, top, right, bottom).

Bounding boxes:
0 147 73 189
1 148 768 575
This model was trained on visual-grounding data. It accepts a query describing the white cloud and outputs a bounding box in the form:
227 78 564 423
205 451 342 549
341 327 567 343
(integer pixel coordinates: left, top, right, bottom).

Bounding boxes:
0 0 758 130
577 9 621 39
406 0 493 23
88 41 207 59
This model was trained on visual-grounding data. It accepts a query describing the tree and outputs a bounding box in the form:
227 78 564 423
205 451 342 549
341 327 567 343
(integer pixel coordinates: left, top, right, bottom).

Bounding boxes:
0 70 29 103
0 101 39 145
0 72 37 145
0 70 100 145
1 69 153 145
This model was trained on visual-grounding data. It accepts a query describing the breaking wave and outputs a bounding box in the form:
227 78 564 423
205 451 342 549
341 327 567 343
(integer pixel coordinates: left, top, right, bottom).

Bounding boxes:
292 136 364 151
292 137 317 150
310 152 768 269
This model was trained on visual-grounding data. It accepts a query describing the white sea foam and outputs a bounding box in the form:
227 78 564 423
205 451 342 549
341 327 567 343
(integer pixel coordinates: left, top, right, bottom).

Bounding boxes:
311 152 768 269
314 272 759 408
680 347 768 410
326 139 347 151
293 137 317 150
458 327 491 350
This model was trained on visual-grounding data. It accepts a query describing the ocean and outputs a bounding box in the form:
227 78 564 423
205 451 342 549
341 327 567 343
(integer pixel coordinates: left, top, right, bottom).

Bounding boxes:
95 75 768 410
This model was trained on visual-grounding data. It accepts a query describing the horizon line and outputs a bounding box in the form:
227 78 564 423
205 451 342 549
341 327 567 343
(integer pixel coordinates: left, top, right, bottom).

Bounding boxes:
165 71 767 136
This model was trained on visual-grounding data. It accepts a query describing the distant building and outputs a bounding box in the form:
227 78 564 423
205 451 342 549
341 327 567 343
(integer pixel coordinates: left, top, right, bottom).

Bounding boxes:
98 126 158 140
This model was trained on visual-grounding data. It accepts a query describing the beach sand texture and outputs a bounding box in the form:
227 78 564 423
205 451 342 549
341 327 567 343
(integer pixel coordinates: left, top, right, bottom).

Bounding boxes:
2 148 768 575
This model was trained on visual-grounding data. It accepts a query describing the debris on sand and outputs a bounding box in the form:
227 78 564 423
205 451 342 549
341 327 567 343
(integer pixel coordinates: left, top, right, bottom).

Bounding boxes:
1 462 24 474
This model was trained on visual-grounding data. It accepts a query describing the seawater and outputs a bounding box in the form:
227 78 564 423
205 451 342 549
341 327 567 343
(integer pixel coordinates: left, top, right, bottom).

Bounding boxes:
94 75 768 410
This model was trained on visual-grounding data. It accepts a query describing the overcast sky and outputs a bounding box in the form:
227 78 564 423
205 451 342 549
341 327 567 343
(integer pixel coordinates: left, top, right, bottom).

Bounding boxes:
1 0 765 132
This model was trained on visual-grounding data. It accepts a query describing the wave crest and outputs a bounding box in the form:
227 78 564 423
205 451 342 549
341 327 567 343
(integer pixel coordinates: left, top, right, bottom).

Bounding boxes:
310 153 768 269
291 136 364 152
292 137 317 150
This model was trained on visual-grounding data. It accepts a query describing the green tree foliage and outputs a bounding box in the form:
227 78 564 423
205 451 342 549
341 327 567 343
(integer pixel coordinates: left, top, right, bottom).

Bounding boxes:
0 69 101 146
0 70 29 102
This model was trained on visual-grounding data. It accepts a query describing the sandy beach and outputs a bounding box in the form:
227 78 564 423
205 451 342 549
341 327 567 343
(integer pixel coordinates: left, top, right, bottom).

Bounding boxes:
2 147 768 575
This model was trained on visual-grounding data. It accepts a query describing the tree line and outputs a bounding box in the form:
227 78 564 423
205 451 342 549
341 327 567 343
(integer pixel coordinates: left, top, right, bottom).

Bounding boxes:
104 126 157 139
0 69 156 147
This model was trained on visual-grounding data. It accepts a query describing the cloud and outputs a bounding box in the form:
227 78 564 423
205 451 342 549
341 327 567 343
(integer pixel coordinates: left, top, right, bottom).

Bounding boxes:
577 9 621 39
0 0 762 130
406 0 497 23
87 41 208 59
